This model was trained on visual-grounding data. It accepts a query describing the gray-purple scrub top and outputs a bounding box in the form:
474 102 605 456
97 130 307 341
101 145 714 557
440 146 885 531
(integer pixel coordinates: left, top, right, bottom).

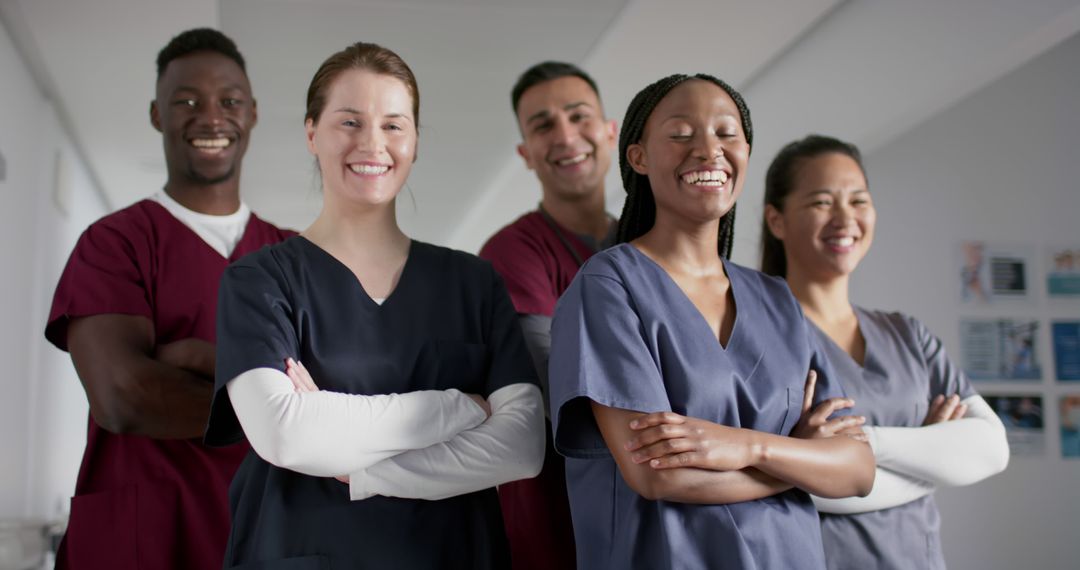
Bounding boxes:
813 308 976 570
549 244 847 570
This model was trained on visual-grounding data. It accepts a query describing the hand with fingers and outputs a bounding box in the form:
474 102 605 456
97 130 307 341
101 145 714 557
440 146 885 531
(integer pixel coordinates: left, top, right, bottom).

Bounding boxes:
791 370 867 442
922 394 967 426
624 411 755 472
284 357 319 392
155 338 216 379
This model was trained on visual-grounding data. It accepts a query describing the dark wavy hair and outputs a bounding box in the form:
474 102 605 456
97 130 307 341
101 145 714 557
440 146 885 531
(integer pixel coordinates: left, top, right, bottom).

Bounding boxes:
616 74 753 259
760 134 867 277
511 61 601 116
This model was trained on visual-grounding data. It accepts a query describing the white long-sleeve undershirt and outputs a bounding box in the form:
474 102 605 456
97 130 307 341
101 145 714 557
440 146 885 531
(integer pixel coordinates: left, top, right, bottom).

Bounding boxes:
226 367 487 476
813 467 935 514
813 395 1009 513
865 395 1009 487
349 382 545 501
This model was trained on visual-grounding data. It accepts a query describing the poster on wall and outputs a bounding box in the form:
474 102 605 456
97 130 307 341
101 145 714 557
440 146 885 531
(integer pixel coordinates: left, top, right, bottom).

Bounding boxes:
958 241 1035 304
960 319 1042 380
1062 395 1080 459
1053 321 1080 381
985 394 1044 456
1046 246 1080 297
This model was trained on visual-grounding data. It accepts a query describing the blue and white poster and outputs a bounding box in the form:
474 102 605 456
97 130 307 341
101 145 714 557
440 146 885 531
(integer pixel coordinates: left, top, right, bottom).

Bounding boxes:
1062 396 1080 459
1053 321 1080 381
1047 246 1080 297
985 394 1044 456
961 319 1042 381
958 241 1035 304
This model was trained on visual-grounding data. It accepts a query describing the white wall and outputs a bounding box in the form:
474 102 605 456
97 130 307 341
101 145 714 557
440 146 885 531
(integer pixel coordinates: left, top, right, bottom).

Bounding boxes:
0 21 106 520
852 32 1080 570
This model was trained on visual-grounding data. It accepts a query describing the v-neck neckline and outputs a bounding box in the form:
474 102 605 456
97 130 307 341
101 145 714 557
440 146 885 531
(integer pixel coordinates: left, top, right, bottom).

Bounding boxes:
146 199 255 262
296 235 416 309
812 306 874 371
626 244 742 352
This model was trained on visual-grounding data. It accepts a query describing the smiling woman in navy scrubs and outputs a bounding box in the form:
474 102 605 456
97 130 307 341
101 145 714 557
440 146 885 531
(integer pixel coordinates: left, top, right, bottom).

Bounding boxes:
204 42 544 569
548 75 876 570
761 134 1009 569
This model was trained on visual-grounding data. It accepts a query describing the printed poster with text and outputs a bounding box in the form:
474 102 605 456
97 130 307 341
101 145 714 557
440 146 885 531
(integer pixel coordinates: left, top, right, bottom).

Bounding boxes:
1053 321 1080 381
985 394 1044 456
958 241 1035 304
961 319 1042 381
1047 245 1080 297
1061 395 1080 459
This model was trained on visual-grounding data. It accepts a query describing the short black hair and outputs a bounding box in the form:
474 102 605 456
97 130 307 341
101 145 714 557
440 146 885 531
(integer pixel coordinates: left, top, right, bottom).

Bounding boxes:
511 61 601 115
156 28 246 81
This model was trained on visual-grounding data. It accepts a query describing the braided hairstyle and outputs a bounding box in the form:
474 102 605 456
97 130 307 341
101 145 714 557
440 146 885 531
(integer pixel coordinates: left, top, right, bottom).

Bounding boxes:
616 74 753 259
759 134 867 277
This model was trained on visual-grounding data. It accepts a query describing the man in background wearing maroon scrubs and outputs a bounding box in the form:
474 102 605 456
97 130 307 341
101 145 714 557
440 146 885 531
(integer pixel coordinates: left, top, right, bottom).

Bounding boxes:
44 28 293 569
480 61 618 570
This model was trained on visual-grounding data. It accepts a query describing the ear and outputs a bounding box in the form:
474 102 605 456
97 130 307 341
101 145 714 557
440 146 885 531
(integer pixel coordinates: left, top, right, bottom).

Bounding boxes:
250 98 259 129
150 101 162 132
516 143 535 171
626 143 648 175
305 118 317 155
605 119 617 145
764 204 786 241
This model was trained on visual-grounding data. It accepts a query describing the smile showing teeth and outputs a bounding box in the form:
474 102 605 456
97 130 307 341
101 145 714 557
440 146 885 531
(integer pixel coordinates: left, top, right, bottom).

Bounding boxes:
681 169 729 186
349 164 390 175
555 153 588 166
191 138 231 149
825 237 856 247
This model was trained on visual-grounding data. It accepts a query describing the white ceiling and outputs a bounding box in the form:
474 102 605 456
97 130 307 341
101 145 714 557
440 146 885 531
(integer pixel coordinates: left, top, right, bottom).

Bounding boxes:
4 0 1080 253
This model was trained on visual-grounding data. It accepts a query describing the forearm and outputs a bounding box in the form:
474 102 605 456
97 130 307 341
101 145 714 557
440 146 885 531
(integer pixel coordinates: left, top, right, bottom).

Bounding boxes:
67 314 218 438
813 467 935 514
867 396 1009 486
74 351 215 438
636 467 793 504
227 368 487 476
350 383 545 501
754 433 875 498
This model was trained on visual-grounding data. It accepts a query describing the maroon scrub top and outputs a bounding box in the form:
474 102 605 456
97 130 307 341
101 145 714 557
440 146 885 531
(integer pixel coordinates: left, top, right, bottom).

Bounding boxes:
44 199 294 569
480 211 599 570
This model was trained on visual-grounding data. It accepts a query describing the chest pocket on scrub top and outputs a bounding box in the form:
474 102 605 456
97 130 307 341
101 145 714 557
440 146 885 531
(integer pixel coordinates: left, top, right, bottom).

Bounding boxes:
778 387 804 436
434 340 489 394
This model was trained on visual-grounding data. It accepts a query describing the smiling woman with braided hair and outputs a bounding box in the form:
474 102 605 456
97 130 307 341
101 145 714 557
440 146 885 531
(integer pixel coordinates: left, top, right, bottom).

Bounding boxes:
547 74 875 569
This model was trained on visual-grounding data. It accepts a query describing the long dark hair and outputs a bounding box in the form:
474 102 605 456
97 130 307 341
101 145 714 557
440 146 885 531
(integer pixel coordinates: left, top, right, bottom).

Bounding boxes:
760 135 867 277
616 74 753 260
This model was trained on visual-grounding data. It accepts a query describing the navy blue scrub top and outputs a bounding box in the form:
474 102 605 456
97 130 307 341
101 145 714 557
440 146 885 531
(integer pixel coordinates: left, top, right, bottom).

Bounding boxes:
549 244 847 570
206 237 537 570
814 308 976 570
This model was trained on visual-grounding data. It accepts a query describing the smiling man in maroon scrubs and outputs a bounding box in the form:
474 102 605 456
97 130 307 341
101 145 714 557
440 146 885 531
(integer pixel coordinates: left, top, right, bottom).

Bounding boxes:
44 28 292 569
480 61 618 570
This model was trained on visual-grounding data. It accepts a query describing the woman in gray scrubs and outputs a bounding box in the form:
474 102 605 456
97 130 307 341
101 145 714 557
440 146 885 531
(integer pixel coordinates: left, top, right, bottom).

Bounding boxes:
761 134 1010 569
548 75 876 570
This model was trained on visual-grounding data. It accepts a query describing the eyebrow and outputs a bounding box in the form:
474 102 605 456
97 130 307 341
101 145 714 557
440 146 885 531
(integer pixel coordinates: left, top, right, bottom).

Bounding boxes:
525 101 594 126
661 112 740 124
174 84 247 94
334 108 413 122
804 188 869 197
